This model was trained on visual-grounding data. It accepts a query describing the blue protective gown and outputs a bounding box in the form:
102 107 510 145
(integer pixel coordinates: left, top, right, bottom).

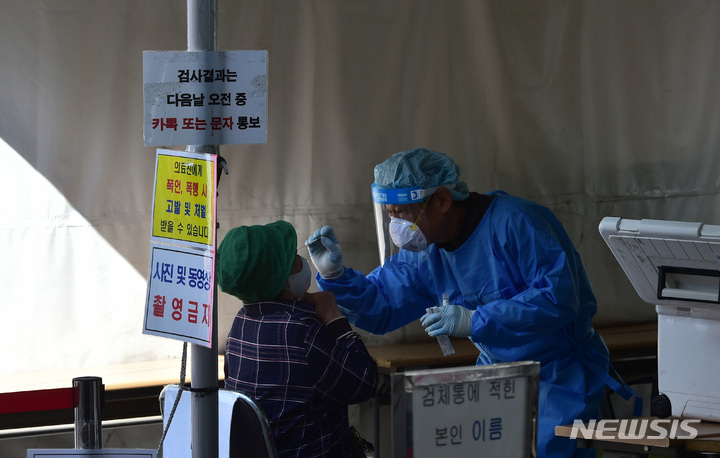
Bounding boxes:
317 192 623 458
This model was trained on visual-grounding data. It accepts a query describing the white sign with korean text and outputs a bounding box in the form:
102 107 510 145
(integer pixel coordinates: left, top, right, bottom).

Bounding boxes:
143 50 267 146
411 376 530 456
143 244 214 347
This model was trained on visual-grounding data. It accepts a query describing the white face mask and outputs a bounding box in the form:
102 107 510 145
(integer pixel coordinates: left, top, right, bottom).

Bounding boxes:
286 256 312 298
389 216 428 252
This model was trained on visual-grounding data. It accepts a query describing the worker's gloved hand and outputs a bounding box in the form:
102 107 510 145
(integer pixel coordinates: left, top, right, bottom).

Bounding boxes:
305 226 344 279
421 304 473 337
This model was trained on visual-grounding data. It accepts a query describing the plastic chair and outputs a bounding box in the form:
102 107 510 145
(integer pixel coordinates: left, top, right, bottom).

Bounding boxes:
228 390 278 458
159 385 278 458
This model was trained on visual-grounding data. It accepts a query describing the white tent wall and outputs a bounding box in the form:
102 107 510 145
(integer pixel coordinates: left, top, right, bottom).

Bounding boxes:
2 0 719 376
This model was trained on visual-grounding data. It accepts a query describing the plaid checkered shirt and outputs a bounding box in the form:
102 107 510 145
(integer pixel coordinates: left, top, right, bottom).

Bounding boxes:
224 299 379 457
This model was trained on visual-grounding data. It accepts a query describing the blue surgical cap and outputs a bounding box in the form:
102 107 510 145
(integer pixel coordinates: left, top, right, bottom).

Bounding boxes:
373 148 470 201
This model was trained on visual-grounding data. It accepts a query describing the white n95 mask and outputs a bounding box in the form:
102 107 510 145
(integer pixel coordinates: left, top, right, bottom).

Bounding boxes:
286 256 312 298
389 216 428 252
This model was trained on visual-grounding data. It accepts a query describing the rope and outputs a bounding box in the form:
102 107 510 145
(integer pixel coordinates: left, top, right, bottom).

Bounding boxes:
157 342 189 456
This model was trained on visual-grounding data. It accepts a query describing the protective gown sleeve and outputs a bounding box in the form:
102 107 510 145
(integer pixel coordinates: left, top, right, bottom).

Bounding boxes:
315 256 434 335
470 207 589 348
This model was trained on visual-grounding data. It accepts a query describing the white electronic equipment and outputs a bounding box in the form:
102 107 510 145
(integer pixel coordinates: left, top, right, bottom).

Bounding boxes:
599 216 720 422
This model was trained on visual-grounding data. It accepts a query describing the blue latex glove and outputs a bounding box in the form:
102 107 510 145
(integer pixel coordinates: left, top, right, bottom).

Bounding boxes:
305 225 344 279
421 304 474 337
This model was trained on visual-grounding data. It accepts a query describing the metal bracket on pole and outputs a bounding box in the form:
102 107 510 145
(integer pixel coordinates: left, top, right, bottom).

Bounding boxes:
187 1 220 458
73 376 104 450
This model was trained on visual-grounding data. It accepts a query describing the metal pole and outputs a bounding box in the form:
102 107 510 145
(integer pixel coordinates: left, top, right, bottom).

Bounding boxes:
73 376 103 449
187 1 219 458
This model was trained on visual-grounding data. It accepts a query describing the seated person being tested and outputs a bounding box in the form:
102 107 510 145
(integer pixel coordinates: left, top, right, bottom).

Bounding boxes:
217 220 378 457
306 148 639 458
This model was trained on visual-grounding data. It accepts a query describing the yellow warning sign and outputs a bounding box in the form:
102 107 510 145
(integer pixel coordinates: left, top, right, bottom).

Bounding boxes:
151 149 216 248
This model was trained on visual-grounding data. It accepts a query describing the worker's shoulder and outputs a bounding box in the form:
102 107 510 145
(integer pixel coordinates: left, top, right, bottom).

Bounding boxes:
489 192 548 216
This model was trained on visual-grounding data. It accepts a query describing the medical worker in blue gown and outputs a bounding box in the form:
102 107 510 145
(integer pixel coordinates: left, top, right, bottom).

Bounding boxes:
306 148 639 458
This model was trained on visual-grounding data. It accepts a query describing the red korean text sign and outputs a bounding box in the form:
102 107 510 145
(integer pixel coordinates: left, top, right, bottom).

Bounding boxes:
143 244 213 347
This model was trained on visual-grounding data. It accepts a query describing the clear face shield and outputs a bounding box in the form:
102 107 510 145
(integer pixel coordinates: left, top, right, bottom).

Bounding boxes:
371 183 439 266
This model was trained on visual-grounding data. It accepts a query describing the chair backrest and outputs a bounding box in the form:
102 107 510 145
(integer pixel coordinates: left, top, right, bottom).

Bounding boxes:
228 391 278 458
159 385 278 458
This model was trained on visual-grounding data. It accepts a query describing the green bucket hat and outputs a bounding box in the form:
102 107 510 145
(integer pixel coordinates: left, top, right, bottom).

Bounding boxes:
217 220 297 303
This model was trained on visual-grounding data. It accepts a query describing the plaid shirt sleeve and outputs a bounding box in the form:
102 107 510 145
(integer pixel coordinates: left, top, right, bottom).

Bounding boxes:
305 316 379 404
